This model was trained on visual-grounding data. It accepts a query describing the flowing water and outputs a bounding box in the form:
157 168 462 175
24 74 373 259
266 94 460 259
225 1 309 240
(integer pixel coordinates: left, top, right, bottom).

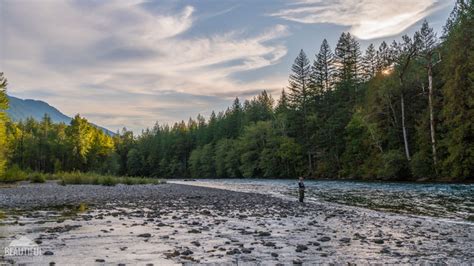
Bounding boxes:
170 179 474 222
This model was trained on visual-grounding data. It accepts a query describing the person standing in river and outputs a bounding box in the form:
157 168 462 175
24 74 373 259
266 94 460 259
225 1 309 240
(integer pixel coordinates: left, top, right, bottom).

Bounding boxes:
298 176 305 203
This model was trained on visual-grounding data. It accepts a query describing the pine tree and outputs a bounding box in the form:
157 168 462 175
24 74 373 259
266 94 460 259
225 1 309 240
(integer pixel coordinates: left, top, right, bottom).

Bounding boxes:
335 32 362 83
227 97 243 138
362 44 377 81
310 39 335 93
288 49 311 111
288 49 313 174
376 41 391 72
443 0 472 37
441 1 474 180
275 89 290 136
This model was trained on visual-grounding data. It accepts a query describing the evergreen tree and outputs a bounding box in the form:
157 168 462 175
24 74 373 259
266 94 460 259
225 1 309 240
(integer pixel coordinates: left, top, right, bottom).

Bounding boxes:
362 44 377 81
288 49 311 111
310 39 335 93
335 32 362 83
376 41 392 72
288 49 313 174
127 148 143 176
441 1 474 180
0 73 9 176
275 89 290 137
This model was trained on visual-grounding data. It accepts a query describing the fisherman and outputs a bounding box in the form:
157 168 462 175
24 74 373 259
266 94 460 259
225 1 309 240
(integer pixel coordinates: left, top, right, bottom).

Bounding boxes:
298 176 305 203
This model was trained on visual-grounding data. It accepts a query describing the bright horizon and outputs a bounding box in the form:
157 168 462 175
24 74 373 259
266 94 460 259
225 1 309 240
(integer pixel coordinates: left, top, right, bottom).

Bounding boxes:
0 0 455 133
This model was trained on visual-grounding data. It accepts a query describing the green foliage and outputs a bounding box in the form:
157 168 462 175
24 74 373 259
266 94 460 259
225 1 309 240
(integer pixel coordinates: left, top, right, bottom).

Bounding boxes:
0 73 8 177
440 1 474 181
377 150 410 180
214 139 240 178
127 149 143 176
189 143 215 178
0 165 28 183
411 152 435 179
7 114 115 174
57 172 162 186
29 172 46 183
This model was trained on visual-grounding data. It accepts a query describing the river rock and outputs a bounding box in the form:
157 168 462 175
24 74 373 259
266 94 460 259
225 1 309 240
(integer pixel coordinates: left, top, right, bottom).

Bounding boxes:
373 239 384 244
318 236 331 242
295 244 308 252
340 237 351 243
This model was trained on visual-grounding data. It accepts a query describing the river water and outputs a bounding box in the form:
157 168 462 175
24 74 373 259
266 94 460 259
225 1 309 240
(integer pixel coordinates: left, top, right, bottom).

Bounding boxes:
170 179 474 222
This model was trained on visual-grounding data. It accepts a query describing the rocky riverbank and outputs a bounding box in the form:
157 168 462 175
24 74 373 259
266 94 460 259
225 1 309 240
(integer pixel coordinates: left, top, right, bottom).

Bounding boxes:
0 182 472 264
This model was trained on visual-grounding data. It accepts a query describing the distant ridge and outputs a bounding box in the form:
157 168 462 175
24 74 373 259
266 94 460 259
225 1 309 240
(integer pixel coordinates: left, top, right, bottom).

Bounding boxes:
6 95 115 136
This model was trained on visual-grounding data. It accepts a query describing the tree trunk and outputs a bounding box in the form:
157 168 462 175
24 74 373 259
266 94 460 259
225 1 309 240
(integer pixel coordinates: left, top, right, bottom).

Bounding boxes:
307 152 313 176
428 65 437 165
400 91 411 161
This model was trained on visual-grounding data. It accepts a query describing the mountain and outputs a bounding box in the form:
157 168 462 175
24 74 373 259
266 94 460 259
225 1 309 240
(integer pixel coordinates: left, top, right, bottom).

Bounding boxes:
6 95 115 136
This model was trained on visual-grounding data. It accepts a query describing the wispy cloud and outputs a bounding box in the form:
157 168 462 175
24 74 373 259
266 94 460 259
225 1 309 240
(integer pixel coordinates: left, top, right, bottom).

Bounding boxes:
270 0 448 40
1 0 289 132
1 0 452 132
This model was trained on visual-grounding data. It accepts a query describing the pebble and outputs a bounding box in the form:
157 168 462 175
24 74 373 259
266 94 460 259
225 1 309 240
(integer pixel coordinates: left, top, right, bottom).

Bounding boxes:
373 239 384 244
295 244 308 252
339 237 351 243
318 236 331 242
226 248 241 255
181 250 193 256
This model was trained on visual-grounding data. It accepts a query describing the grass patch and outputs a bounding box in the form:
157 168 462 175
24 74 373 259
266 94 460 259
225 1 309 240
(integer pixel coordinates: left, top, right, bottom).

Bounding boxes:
0 210 6 220
77 203 88 213
1 168 163 186
57 172 163 186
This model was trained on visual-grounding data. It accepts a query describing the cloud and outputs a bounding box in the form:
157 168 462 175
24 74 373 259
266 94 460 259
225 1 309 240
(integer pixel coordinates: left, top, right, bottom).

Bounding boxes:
1 0 289 132
270 0 448 40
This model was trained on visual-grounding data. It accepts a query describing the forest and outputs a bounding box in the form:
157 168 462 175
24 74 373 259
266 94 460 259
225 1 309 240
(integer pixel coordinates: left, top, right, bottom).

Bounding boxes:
0 1 472 182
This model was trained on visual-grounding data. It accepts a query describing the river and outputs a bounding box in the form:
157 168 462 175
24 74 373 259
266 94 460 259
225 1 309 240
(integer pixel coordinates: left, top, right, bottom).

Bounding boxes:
170 179 474 222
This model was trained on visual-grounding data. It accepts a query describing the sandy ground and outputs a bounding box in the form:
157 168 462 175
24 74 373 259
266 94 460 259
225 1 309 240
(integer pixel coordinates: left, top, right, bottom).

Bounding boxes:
0 182 472 265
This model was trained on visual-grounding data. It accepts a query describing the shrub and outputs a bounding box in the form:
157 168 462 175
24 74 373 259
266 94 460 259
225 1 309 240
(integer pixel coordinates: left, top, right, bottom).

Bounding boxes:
0 165 28 183
29 173 46 183
100 175 117 186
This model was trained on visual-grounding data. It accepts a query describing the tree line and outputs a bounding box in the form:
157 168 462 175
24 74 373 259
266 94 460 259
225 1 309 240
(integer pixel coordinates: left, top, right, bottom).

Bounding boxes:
0 1 472 181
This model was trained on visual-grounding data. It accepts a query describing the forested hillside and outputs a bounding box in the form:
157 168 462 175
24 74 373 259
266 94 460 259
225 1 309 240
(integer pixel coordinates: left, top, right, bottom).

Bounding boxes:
6 95 71 124
0 1 472 181
6 95 115 136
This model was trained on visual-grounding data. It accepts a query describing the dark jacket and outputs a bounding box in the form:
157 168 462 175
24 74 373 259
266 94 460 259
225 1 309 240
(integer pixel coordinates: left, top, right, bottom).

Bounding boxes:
298 181 305 190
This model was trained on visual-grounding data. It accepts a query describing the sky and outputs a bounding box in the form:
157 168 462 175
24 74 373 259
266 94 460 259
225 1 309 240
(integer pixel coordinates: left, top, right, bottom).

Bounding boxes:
0 0 455 133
